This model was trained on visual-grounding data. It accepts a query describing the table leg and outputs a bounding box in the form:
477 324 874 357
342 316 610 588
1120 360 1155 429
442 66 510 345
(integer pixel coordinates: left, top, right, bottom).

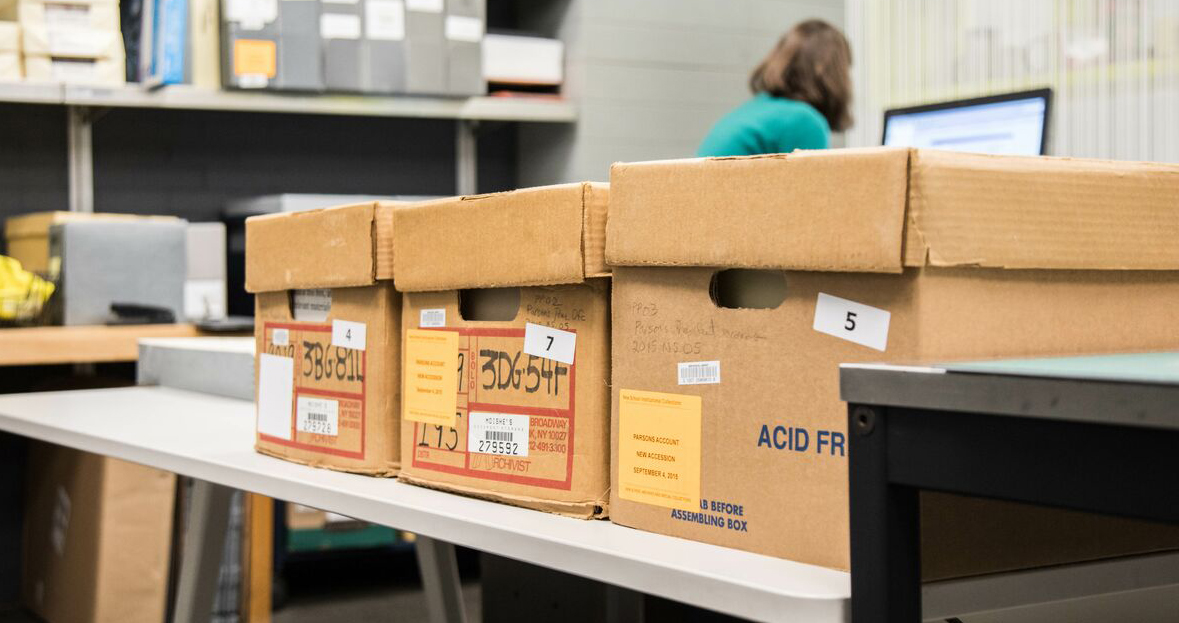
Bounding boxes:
174 479 234 623
848 404 921 622
415 535 468 623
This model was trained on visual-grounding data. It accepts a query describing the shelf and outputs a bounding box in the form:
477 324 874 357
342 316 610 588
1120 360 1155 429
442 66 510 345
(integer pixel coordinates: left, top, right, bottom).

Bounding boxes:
0 386 849 623
0 324 239 366
0 83 577 123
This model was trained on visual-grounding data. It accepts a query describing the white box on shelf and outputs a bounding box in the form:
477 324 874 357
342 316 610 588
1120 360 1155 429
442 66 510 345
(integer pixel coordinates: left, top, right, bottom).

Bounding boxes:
483 33 562 86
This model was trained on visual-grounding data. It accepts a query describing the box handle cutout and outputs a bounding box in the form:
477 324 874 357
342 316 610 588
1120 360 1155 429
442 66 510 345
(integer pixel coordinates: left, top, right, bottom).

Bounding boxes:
290 289 332 322
709 270 787 310
458 288 520 321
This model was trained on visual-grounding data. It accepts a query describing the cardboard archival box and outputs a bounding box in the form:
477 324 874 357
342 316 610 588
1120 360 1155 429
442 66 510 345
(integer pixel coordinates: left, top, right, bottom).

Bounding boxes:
23 442 176 623
246 201 400 475
393 183 610 518
607 147 1179 577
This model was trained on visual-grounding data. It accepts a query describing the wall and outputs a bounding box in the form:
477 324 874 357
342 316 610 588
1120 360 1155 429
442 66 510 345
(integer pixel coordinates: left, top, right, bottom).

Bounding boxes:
518 0 846 185
845 0 1179 161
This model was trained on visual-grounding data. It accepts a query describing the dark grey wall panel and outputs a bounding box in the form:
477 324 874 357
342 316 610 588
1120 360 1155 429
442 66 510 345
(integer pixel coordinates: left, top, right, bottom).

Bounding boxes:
0 106 517 234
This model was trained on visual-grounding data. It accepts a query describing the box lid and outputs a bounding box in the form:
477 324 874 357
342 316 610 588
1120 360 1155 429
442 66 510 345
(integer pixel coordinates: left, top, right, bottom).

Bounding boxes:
607 148 910 273
4 211 180 240
903 150 1179 270
245 202 396 293
392 182 609 292
608 147 1179 273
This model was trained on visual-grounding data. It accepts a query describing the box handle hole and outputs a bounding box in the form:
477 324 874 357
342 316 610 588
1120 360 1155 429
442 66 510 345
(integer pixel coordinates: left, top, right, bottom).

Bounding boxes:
458 288 520 321
709 270 787 310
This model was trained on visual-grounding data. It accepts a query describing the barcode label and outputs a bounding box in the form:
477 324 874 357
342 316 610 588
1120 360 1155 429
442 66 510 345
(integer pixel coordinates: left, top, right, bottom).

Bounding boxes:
468 411 529 457
296 397 339 436
419 308 446 328
678 361 720 385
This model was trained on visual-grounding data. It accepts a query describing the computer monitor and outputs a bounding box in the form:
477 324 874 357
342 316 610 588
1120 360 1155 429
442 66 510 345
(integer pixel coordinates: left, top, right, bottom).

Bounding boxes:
882 88 1052 156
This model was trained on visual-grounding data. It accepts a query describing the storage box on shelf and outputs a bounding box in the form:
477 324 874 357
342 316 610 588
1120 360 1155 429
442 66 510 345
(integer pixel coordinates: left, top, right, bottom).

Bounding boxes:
393 183 610 518
15 0 124 85
0 20 20 80
606 147 1179 576
245 202 401 475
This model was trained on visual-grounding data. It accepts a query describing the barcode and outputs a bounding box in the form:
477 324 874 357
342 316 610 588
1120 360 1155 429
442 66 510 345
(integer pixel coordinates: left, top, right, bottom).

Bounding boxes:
307 412 328 422
677 361 720 385
483 430 513 442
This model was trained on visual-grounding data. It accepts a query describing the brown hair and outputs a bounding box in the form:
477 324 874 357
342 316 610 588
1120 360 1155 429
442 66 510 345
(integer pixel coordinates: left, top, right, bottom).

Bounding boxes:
750 20 853 132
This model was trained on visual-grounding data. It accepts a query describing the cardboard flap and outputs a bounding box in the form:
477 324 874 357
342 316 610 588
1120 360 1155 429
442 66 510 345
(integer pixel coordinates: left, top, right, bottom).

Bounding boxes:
245 203 376 293
374 202 398 281
606 148 909 273
906 150 1179 270
393 183 604 292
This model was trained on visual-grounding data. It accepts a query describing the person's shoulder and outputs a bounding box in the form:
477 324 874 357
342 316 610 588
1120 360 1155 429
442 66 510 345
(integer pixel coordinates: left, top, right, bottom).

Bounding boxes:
761 97 830 133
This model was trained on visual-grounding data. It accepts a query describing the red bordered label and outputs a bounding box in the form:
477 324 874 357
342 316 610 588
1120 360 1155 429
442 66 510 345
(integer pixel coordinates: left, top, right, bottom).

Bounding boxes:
411 327 576 490
261 322 367 459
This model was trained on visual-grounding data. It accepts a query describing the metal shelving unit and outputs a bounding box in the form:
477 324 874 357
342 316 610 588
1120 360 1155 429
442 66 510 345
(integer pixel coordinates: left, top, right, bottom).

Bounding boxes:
0 82 577 211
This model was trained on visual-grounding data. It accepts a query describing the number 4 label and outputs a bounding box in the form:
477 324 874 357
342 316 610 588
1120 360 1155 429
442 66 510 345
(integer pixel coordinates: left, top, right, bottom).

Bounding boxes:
812 293 890 351
523 322 576 365
332 320 367 351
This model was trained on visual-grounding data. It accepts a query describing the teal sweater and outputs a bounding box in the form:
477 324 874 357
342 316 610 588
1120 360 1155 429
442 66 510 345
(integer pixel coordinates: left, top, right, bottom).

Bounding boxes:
697 93 830 157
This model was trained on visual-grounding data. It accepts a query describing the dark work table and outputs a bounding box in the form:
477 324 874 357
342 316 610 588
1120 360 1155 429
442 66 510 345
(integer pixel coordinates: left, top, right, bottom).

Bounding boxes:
840 352 1179 622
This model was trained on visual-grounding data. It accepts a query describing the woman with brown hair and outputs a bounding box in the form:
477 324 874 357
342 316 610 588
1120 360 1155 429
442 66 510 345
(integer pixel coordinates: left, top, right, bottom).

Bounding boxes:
697 19 853 156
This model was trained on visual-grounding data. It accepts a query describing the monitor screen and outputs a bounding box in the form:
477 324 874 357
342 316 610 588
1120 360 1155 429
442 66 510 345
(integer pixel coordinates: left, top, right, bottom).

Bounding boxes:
882 90 1050 156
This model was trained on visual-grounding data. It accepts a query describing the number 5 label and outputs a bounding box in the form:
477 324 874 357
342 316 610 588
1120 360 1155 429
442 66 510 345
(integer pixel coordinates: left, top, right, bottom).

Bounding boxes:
523 322 577 365
812 293 890 351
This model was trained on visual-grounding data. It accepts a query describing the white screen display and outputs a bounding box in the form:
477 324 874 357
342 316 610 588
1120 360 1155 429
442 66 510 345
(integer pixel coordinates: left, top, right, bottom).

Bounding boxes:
883 96 1047 156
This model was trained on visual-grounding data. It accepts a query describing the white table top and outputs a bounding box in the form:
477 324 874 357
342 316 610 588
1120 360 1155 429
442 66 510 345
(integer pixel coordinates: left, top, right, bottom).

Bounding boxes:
0 386 849 623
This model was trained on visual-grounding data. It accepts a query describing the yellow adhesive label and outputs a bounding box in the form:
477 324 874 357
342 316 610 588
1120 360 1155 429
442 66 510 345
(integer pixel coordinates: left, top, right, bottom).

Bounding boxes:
618 389 701 510
233 39 277 78
403 329 459 427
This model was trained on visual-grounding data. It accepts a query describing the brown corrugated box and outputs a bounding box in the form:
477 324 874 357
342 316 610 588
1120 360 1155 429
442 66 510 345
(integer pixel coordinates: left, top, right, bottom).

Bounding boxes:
246 202 401 475
4 212 180 274
23 442 176 623
606 147 1179 577
393 183 611 518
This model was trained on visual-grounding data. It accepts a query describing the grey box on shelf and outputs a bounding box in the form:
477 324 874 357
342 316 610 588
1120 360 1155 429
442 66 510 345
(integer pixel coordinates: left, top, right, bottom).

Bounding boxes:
363 0 408 93
321 0 365 91
221 21 281 90
277 0 324 91
138 337 255 400
444 0 485 95
49 220 188 326
405 1 445 94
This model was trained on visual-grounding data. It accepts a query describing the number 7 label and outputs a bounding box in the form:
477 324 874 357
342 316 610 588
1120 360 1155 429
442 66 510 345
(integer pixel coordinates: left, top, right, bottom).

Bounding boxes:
523 322 577 365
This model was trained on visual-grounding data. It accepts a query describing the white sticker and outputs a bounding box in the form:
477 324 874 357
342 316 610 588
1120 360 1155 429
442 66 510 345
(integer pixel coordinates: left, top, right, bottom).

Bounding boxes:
468 412 529 457
406 0 441 12
272 328 289 346
523 322 576 365
320 13 361 39
813 293 891 351
226 0 278 26
296 396 339 436
237 74 269 89
419 308 446 328
445 15 482 42
292 288 331 321
332 320 366 350
365 0 405 40
678 361 720 385
44 4 92 29
258 353 294 440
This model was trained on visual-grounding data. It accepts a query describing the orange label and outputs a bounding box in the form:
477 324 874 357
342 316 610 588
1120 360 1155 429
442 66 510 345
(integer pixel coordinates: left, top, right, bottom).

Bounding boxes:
618 389 702 510
234 39 276 78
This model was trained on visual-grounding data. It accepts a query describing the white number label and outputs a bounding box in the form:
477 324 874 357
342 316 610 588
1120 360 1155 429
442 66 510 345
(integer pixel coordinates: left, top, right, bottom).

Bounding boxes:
813 293 890 351
523 322 576 365
468 412 529 457
296 397 339 436
419 308 446 328
332 320 367 351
